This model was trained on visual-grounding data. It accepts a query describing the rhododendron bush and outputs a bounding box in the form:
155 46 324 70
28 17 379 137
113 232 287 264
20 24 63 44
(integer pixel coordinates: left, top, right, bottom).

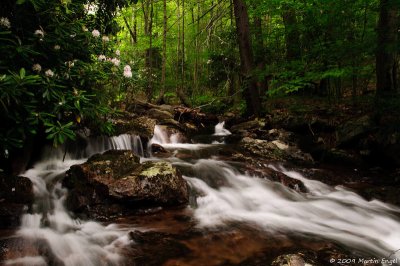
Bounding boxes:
0 0 134 165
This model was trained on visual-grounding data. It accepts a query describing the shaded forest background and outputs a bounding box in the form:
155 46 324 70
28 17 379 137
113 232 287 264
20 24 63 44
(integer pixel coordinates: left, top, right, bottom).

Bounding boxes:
0 0 399 171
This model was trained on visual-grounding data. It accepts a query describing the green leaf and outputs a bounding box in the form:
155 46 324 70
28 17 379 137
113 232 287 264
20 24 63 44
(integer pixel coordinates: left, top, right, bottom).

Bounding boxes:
19 68 26 79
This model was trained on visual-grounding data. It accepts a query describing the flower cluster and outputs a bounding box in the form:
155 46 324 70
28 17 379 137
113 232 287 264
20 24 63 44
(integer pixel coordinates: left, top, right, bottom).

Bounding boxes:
45 69 54 77
32 64 42 72
123 65 132 78
0 17 11 29
65 61 75 68
98 54 106 61
34 29 45 38
92 29 100 38
110 58 120 66
102 36 109 42
54 45 61 50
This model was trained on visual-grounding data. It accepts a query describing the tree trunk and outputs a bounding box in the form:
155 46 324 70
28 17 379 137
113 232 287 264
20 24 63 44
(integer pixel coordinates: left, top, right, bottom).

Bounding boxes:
253 17 268 94
156 0 167 104
376 0 399 95
282 6 301 61
232 0 261 116
141 0 151 36
175 0 190 106
181 0 185 95
146 0 154 101
133 7 137 43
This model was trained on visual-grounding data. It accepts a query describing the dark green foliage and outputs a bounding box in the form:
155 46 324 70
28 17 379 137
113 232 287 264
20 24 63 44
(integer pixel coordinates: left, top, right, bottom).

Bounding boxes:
0 0 132 165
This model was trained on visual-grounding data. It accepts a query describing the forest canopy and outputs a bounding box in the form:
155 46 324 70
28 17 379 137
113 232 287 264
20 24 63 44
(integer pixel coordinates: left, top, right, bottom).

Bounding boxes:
0 0 399 169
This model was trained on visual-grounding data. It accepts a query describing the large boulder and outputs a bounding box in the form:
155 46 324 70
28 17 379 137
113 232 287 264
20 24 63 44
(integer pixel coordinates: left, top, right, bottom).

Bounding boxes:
230 119 266 135
63 150 188 214
239 137 313 164
336 115 375 147
147 108 174 121
271 253 312 266
112 112 157 139
0 174 34 228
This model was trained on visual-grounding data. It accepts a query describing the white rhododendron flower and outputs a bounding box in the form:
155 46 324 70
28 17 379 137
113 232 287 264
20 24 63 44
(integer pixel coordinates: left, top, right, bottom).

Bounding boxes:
98 55 106 61
102 36 109 42
65 61 74 68
54 45 61 50
115 50 120 56
111 58 120 66
32 64 42 72
0 17 11 28
45 69 54 77
123 65 132 78
34 29 45 38
92 29 100 38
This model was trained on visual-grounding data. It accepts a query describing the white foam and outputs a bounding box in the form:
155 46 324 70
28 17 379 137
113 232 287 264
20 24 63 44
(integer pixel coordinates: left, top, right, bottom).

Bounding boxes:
5 134 143 265
185 159 400 258
213 121 231 136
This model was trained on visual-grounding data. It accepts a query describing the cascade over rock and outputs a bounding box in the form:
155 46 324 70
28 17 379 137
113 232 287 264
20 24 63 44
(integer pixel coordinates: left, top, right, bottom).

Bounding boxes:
63 150 188 214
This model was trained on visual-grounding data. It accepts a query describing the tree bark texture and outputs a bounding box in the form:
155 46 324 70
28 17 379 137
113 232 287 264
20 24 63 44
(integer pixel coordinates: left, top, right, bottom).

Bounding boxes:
232 0 261 116
376 0 399 95
282 6 301 61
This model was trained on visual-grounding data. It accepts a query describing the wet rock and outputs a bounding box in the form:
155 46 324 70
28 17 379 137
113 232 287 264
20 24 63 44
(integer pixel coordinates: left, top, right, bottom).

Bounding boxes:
0 174 33 228
0 174 34 204
147 108 174 121
239 137 313 164
113 112 156 139
64 150 188 214
174 106 219 129
269 109 337 133
264 168 307 193
230 119 266 135
336 115 375 147
158 118 188 135
373 131 400 167
150 143 170 157
158 104 175 114
110 161 188 205
271 253 312 266
267 128 295 143
0 203 27 228
323 148 364 166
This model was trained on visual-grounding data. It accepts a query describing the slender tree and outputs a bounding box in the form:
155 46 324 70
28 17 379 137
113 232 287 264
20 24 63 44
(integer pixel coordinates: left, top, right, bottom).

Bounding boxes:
376 0 399 95
232 0 261 116
282 5 301 61
156 0 167 104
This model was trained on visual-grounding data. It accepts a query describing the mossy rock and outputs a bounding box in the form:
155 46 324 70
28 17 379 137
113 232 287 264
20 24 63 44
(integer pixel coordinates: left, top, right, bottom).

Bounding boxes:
64 150 188 213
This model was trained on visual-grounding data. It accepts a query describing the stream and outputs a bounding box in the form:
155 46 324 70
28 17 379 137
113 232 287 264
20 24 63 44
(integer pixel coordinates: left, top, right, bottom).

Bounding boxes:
1 123 400 265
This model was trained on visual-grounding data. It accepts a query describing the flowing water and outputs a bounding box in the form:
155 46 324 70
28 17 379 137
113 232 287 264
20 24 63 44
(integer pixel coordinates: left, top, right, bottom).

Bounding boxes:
2 123 400 265
3 135 144 266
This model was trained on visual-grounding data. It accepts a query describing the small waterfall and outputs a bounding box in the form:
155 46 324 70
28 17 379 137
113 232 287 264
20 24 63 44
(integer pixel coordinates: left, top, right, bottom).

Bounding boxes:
183 159 400 259
148 125 217 151
149 125 182 145
4 134 144 266
86 134 144 158
213 121 231 136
